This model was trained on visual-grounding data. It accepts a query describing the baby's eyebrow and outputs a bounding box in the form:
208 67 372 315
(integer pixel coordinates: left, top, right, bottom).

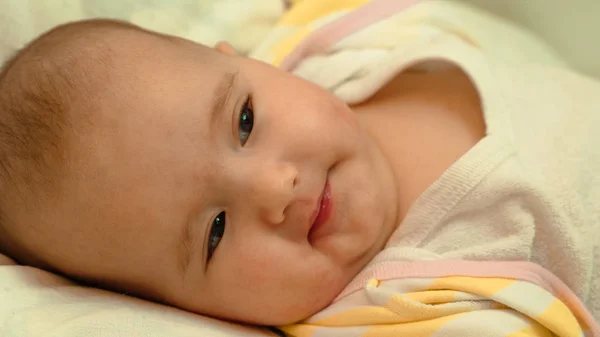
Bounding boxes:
178 214 199 274
208 71 237 138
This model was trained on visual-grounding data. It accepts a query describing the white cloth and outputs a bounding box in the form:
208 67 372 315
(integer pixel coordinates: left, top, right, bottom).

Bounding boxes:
384 42 600 317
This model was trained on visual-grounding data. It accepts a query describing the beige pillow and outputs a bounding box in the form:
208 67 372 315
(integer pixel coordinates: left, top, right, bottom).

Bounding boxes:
0 254 277 337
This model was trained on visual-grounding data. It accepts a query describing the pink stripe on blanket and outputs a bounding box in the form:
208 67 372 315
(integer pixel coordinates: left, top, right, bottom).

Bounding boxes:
279 0 423 71
337 259 599 335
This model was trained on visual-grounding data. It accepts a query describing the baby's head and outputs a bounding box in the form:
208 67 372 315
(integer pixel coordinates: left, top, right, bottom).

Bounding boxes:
0 20 399 325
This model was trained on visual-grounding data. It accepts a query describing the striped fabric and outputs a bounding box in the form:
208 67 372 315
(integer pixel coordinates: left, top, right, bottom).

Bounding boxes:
282 273 594 337
250 0 373 67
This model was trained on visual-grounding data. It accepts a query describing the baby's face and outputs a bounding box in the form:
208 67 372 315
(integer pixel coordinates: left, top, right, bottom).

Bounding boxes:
25 30 400 324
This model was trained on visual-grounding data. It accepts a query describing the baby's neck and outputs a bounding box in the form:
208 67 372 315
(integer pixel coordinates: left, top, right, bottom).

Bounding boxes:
353 68 485 220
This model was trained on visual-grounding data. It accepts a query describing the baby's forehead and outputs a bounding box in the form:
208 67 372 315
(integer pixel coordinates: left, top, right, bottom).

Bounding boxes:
16 20 226 130
15 19 188 83
6 21 135 96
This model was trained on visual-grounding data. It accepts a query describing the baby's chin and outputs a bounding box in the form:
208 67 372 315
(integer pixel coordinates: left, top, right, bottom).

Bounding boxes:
246 295 338 326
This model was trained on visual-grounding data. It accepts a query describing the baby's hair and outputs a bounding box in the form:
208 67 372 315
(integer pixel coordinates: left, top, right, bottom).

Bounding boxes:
0 19 145 262
0 37 71 259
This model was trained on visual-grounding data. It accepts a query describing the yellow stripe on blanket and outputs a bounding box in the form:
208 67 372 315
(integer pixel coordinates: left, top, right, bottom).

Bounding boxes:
428 275 515 295
506 325 556 337
269 27 312 68
279 0 368 26
539 300 586 337
404 289 457 303
250 0 369 66
361 313 466 337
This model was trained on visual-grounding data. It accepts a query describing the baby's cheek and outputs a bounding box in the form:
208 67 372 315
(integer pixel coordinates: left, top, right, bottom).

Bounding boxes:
230 242 339 291
229 240 317 284
219 248 335 323
230 247 284 286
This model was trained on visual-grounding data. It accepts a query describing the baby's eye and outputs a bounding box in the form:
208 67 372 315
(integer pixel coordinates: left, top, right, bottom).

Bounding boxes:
239 96 254 146
207 211 226 262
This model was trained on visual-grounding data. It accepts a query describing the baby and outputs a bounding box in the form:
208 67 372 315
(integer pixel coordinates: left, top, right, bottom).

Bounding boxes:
0 16 598 331
0 18 483 325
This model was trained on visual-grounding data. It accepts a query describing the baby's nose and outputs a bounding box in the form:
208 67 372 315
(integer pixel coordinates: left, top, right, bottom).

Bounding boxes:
242 160 298 225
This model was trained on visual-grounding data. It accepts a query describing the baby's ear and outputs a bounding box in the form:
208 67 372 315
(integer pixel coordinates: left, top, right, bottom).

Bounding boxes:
215 41 238 56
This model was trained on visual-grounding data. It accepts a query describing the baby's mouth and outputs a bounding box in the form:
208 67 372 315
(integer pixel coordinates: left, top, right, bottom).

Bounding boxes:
308 179 333 243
